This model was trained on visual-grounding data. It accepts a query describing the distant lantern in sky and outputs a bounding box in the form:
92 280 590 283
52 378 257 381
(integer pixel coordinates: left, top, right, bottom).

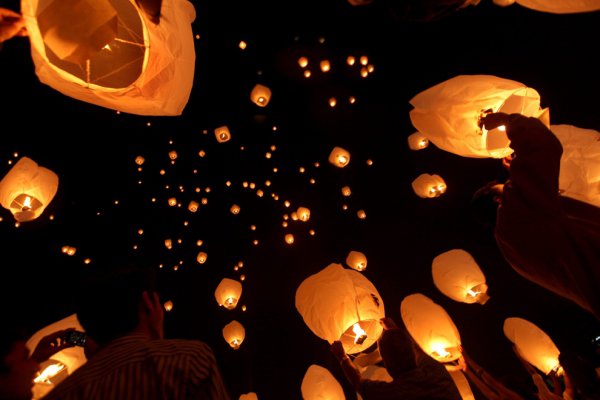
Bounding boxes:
401 293 462 363
407 132 429 150
188 201 199 212
301 365 345 400
341 186 352 196
168 197 177 206
503 317 561 375
0 157 58 222
135 156 145 165
320 60 331 72
409 75 544 158
328 97 337 107
250 84 272 107
222 320 245 349
215 278 242 310
347 55 356 66
285 233 295 244
164 239 173 250
197 251 207 264
297 207 310 222
230 204 240 214
168 150 178 160
412 173 446 198
215 126 232 143
239 392 258 400
164 300 174 312
346 251 367 272
328 147 350 168
298 56 308 68
432 249 489 304
493 0 600 13
21 0 196 116
295 263 385 354
61 246 77 256
357 210 366 219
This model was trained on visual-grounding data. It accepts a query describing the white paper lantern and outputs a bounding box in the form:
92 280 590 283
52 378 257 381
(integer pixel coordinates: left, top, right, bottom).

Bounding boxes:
222 320 245 349
401 293 462 362
432 249 489 304
503 317 561 375
250 84 272 107
328 147 351 168
301 364 345 400
346 250 367 272
215 126 232 143
411 173 446 198
215 278 242 310
22 0 196 116
409 75 542 158
0 157 58 222
407 132 430 150
496 0 600 13
295 263 385 354
239 393 258 400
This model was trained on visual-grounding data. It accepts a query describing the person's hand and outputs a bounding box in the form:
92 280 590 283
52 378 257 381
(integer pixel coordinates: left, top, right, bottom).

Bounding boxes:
139 290 164 340
379 317 397 330
30 329 77 363
502 153 514 170
0 8 27 43
330 340 347 362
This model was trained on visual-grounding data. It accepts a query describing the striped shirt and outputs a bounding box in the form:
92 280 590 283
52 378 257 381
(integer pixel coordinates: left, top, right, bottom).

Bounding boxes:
43 333 231 400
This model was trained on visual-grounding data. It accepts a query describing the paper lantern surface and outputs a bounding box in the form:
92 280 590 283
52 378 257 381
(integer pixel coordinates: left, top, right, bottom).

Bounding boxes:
412 173 446 198
22 0 196 116
432 249 489 304
301 364 346 400
400 293 462 362
409 75 541 158
515 0 600 13
239 393 258 400
503 317 560 375
295 263 385 354
447 369 475 400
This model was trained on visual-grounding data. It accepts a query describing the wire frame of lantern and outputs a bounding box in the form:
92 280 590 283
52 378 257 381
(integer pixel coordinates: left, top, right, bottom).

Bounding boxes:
301 365 345 400
222 320 245 350
432 249 489 304
503 317 561 375
409 75 544 158
250 83 271 107
295 263 385 355
346 250 367 272
215 126 232 143
400 293 462 363
412 173 446 198
493 0 600 13
21 0 196 116
0 157 59 222
215 278 242 310
407 132 430 150
328 147 351 168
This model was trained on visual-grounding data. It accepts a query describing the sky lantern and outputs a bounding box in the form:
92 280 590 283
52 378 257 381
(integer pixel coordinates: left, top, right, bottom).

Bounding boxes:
0 157 58 222
432 249 489 305
503 317 561 375
21 0 196 116
295 263 385 354
196 251 207 264
300 365 345 400
26 314 87 400
411 173 446 198
320 60 331 72
250 84 272 107
298 56 308 68
407 132 429 150
296 206 310 222
188 200 199 212
215 126 232 143
328 147 350 168
222 320 245 349
409 75 543 158
215 278 242 310
346 250 367 272
135 156 145 165
401 293 462 363
493 0 600 13
239 393 258 400
341 186 352 196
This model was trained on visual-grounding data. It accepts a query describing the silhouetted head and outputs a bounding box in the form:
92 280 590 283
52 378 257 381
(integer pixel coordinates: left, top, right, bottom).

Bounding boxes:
559 351 600 400
469 180 505 230
377 327 417 378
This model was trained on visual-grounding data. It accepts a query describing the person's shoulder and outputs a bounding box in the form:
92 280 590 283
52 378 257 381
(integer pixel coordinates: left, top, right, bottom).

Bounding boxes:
160 338 216 356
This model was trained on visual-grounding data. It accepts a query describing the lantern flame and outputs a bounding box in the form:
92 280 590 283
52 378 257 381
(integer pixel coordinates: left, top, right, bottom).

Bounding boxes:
34 362 66 384
431 343 451 359
497 125 506 132
224 297 237 309
352 323 367 345
466 288 480 298
22 196 32 211
230 339 241 349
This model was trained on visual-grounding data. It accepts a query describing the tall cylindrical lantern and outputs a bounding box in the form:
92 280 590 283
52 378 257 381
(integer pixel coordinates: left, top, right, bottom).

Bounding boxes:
407 132 430 150
301 365 345 400
0 157 59 222
409 75 542 158
346 250 367 272
411 173 446 198
503 317 561 375
432 249 489 304
250 84 272 107
295 263 385 354
328 147 351 168
400 293 462 362
21 0 196 116
222 320 245 349
215 278 242 310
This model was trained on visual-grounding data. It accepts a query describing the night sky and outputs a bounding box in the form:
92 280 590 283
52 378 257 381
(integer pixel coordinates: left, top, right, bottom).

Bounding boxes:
1 1 599 399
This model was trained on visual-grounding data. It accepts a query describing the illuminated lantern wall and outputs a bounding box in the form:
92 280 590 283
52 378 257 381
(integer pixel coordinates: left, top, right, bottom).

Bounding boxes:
215 278 242 310
295 263 385 354
21 0 196 116
447 369 475 400
300 364 345 400
239 393 258 400
250 84 272 107
503 317 561 375
346 250 367 272
494 0 600 13
400 293 462 362
0 157 58 222
222 320 245 350
409 75 542 158
407 132 429 150
432 249 489 304
411 173 446 198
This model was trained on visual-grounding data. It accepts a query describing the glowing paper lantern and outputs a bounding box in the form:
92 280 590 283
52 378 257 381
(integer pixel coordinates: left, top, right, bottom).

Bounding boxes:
215 126 232 143
432 249 489 304
27 314 87 399
503 317 561 375
409 75 543 158
0 157 58 222
196 251 207 264
295 263 385 354
239 393 258 400
301 365 345 400
222 320 245 349
250 84 271 107
407 132 429 150
412 173 446 198
188 201 199 212
22 0 196 116
493 0 600 13
447 369 475 400
215 278 242 310
328 147 351 168
297 206 310 222
401 293 462 362
346 251 367 272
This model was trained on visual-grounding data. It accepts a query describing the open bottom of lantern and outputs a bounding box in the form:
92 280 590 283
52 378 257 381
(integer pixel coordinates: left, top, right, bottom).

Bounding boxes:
339 319 383 355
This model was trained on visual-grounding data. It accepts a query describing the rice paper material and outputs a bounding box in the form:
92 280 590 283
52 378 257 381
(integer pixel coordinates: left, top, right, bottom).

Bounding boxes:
301 364 346 400
516 0 600 14
503 317 560 375
432 249 489 304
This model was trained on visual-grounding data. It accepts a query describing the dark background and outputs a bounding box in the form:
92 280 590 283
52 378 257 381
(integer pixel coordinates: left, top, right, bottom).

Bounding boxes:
1 1 599 399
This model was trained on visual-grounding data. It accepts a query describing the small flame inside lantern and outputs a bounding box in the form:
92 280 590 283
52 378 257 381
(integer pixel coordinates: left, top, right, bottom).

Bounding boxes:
34 362 66 384
22 196 32 211
230 339 241 349
224 297 237 309
352 323 367 345
431 343 451 359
